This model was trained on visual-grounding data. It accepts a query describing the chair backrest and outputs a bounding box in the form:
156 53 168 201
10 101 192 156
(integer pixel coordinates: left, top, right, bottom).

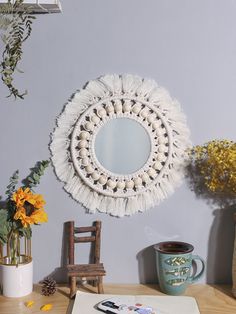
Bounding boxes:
67 221 101 266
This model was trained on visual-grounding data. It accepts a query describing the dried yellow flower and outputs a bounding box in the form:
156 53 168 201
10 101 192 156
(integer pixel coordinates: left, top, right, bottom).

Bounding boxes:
189 140 236 196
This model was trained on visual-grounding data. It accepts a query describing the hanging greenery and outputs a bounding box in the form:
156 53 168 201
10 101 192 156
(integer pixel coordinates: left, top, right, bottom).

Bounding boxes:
0 0 35 99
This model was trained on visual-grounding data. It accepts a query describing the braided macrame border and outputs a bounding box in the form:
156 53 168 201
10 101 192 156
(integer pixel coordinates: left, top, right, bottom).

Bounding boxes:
50 74 191 217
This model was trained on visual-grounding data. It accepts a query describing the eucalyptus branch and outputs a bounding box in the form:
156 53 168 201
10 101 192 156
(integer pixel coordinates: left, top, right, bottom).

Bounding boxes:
23 160 50 189
0 0 35 99
5 170 19 200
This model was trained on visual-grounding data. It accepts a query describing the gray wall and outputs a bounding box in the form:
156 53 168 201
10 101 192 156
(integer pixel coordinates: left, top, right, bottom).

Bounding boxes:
0 0 235 284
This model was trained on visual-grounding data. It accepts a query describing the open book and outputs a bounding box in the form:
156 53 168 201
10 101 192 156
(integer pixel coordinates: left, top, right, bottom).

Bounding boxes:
72 292 200 314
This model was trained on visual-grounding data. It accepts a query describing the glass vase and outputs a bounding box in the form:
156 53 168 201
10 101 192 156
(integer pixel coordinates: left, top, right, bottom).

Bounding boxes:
7 229 20 265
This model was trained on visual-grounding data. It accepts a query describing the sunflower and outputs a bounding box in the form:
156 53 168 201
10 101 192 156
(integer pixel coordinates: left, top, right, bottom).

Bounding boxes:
14 206 48 228
30 193 46 209
12 187 47 228
12 187 35 208
12 187 46 209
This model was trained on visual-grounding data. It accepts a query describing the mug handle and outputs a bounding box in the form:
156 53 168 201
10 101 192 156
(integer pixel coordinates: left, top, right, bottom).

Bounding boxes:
188 255 205 283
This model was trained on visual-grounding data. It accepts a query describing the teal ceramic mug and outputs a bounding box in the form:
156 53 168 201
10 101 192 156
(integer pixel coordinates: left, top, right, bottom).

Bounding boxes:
154 241 205 295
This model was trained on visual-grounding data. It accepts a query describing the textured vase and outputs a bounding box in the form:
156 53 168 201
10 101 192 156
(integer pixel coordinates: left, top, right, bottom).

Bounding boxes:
232 213 236 298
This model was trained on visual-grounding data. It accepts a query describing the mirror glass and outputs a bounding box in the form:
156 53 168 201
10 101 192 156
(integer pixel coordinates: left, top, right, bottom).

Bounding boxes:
95 118 151 174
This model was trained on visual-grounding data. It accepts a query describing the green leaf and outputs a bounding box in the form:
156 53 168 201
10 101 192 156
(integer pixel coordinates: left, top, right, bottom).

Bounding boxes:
33 173 40 181
0 209 11 244
0 209 8 225
5 170 19 198
0 0 36 99
23 160 50 188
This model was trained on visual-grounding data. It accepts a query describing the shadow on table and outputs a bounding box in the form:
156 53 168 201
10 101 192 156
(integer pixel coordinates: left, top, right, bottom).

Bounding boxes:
56 287 74 314
208 284 235 299
66 300 74 314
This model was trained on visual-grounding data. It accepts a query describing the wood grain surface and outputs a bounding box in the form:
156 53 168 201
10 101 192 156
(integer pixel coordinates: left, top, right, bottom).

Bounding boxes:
0 284 235 314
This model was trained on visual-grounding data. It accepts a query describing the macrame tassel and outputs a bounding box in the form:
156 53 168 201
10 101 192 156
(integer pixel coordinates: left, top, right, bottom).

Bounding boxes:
122 74 142 95
136 78 156 99
50 74 191 217
86 80 110 99
99 74 122 95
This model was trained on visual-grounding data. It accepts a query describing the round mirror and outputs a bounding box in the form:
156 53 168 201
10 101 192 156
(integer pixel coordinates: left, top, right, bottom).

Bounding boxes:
52 74 190 216
95 118 151 174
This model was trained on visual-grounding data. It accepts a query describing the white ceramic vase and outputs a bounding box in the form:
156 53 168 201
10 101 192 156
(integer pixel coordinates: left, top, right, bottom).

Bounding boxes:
0 259 33 297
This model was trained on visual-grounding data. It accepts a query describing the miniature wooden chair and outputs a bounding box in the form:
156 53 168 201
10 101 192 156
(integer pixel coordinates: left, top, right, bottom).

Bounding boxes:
66 220 106 298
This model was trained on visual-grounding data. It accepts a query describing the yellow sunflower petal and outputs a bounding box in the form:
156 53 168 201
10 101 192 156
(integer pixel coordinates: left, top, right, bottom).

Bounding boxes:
33 194 46 209
12 187 34 208
26 197 36 205
14 207 26 220
25 300 35 308
31 209 48 224
40 304 53 311
14 207 31 228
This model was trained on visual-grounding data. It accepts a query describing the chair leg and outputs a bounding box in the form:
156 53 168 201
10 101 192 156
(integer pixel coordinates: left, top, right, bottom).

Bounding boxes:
97 276 104 294
70 276 77 299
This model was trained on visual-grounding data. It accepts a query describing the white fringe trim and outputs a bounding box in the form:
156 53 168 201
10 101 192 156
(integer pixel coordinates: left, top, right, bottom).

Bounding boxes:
50 74 191 217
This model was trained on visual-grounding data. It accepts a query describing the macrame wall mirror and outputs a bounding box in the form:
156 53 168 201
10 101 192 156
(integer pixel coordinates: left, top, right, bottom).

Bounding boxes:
50 74 190 217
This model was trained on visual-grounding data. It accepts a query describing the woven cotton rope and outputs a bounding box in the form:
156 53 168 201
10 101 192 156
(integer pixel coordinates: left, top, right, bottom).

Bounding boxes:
50 74 191 217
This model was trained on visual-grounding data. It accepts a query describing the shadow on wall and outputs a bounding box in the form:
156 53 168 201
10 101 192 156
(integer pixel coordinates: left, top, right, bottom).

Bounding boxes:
136 244 158 284
40 221 96 284
186 162 236 284
40 222 69 283
207 205 235 283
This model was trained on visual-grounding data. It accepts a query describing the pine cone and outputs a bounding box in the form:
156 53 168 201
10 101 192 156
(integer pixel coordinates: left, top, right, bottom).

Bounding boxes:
41 277 57 296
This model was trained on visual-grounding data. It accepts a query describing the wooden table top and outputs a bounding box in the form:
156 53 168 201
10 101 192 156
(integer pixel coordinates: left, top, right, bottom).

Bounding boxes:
0 284 235 314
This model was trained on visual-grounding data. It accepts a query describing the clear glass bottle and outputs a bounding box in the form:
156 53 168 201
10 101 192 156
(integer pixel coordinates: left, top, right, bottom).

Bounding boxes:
7 229 20 265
